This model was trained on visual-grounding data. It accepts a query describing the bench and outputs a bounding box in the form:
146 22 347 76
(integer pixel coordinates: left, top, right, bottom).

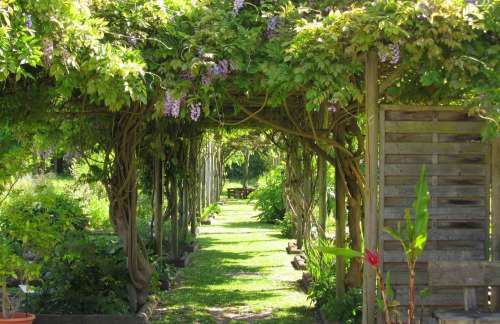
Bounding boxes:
227 187 255 199
428 261 500 323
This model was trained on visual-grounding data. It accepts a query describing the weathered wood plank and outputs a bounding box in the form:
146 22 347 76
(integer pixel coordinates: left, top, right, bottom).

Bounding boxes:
384 185 486 197
428 261 500 287
439 134 482 143
439 155 486 164
385 121 485 134
384 176 485 186
385 133 434 143
384 164 486 176
383 229 486 241
385 155 486 164
385 143 488 155
437 111 482 121
385 110 434 121
394 288 486 306
381 104 467 112
434 310 500 323
383 250 485 263
385 197 486 207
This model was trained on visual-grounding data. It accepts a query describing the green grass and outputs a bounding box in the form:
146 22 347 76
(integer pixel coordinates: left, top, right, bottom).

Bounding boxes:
155 199 316 323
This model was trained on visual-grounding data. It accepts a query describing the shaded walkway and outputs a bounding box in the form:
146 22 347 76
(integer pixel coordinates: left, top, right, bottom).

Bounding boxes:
154 199 315 323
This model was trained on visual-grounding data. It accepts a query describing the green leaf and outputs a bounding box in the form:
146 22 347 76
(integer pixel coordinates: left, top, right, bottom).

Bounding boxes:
385 271 393 301
317 247 362 258
413 166 429 243
384 226 403 242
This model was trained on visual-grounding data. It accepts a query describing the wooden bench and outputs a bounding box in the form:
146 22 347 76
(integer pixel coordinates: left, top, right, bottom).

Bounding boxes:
428 261 500 323
227 187 255 199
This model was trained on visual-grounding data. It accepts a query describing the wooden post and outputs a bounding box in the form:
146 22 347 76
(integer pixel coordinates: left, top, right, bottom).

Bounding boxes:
318 106 329 239
492 138 500 310
335 157 346 298
363 48 379 324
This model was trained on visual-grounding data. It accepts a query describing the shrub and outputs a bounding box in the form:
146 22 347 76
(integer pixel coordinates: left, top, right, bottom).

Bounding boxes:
305 239 336 306
305 240 362 323
201 203 221 222
31 233 130 314
278 212 294 238
0 183 88 242
321 289 362 324
249 166 285 224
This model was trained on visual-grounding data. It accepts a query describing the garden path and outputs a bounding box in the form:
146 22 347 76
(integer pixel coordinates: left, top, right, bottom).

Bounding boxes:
153 199 316 323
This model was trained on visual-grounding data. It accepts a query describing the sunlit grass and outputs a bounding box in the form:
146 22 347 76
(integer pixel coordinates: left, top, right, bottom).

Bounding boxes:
155 199 315 323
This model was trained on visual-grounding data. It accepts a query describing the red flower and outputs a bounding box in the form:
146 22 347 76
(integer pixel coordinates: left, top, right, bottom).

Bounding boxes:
365 249 380 268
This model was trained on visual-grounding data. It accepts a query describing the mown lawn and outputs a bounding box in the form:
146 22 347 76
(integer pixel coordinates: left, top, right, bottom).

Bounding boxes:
155 199 316 323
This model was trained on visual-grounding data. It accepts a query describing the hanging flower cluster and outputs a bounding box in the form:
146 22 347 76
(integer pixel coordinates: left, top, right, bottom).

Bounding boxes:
189 102 202 121
202 59 232 85
379 43 400 65
43 39 54 66
233 0 244 14
266 16 279 38
26 14 32 28
163 91 182 118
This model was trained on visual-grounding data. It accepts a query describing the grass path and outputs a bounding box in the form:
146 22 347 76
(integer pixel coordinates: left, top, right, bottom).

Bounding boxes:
154 199 316 323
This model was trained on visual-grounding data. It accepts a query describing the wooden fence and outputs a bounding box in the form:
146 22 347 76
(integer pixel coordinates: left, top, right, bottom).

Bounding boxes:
378 104 491 322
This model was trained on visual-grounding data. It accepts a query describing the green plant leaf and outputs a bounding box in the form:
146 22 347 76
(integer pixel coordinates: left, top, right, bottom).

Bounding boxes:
413 166 429 247
318 247 362 258
384 226 403 242
385 271 393 302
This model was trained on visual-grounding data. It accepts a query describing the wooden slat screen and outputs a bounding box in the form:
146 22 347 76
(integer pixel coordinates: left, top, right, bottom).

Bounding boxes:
379 105 490 322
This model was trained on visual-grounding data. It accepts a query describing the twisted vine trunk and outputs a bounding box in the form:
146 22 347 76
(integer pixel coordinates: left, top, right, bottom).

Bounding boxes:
108 109 152 312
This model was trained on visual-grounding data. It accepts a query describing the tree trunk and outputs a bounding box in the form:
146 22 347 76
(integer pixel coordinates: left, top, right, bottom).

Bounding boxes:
108 110 152 312
191 137 201 236
302 148 313 243
346 183 363 288
318 105 329 239
318 155 328 239
243 148 250 189
153 155 163 256
335 156 346 298
169 171 179 260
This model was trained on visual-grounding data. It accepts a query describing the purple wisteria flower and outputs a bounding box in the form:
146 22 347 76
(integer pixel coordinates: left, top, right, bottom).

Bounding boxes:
328 105 337 113
26 15 32 28
209 59 230 76
389 44 400 64
233 0 244 14
43 39 54 66
378 50 388 63
163 91 182 118
180 70 193 81
266 16 279 38
127 36 137 46
202 59 232 85
379 43 400 65
190 102 202 121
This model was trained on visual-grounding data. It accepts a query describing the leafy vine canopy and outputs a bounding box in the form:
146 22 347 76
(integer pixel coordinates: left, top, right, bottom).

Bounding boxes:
1 0 498 128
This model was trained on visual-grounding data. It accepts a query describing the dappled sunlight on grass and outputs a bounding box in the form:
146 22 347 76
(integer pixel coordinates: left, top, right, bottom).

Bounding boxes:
155 200 315 323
